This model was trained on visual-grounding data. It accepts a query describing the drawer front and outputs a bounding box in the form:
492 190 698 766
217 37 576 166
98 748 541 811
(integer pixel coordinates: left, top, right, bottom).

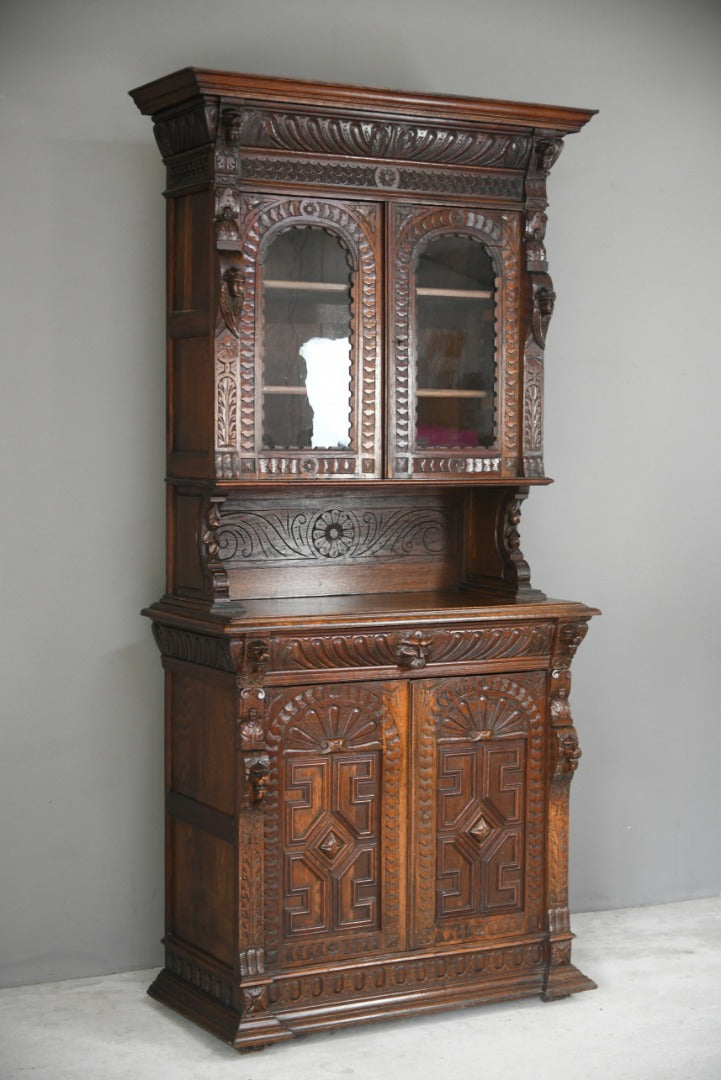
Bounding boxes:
268 621 553 676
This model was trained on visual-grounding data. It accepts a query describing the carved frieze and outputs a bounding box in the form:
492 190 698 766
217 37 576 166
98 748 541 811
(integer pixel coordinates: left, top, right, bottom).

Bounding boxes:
151 624 236 671
220 107 532 169
268 940 544 1010
234 154 524 200
270 622 553 674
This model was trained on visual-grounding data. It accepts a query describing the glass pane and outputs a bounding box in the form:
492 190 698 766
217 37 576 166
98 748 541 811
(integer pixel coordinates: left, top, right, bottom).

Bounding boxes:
261 228 352 451
414 235 496 449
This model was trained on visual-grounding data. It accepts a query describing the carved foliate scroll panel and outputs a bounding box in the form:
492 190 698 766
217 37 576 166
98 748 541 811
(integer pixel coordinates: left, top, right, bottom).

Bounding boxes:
411 673 546 948
214 195 381 480
263 682 407 969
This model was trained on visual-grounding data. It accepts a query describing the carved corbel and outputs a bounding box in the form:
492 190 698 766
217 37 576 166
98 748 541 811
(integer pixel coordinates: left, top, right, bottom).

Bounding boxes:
498 488 536 594
200 496 229 602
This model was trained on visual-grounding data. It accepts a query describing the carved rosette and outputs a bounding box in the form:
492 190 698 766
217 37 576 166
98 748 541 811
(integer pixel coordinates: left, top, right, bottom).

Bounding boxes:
544 618 591 991
390 206 513 477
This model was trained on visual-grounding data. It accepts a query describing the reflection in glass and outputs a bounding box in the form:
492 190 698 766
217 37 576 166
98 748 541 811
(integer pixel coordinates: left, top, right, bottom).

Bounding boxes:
261 228 352 450
414 235 496 449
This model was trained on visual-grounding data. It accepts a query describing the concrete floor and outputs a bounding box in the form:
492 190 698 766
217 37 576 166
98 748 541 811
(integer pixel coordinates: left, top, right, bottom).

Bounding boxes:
1 897 720 1080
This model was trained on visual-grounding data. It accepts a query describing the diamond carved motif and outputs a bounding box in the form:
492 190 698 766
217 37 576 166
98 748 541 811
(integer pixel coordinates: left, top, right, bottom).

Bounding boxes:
469 813 493 843
318 829 345 862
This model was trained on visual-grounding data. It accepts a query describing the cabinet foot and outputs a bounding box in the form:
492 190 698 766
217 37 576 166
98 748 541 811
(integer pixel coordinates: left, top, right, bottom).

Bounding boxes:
541 962 597 1001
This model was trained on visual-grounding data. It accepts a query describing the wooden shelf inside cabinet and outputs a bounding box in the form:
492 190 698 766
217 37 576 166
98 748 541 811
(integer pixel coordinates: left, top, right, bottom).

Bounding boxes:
131 66 598 1054
416 389 488 398
263 386 309 394
264 280 348 291
416 287 493 299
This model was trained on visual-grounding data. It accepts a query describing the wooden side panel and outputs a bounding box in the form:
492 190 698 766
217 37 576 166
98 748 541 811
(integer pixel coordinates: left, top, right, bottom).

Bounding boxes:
168 189 214 479
171 489 205 597
171 820 235 967
170 670 235 815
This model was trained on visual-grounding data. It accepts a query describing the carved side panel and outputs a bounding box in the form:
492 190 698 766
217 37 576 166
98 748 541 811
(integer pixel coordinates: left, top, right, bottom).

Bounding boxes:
411 673 546 948
214 195 381 480
263 682 406 969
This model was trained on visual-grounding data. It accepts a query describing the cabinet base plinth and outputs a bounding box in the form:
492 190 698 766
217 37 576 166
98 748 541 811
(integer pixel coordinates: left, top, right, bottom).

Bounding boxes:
541 963 597 1001
147 970 293 1051
149 956 595 1051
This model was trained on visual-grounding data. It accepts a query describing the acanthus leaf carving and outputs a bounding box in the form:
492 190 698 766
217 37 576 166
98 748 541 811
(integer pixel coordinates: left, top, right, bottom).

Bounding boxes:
219 106 532 170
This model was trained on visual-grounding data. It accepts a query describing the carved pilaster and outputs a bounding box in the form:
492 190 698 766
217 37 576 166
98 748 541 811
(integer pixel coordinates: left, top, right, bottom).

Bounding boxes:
543 618 596 1000
236 634 271 1001
521 131 564 480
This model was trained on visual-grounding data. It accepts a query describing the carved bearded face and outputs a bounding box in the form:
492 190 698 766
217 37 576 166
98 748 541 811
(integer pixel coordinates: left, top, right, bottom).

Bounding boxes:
225 267 245 298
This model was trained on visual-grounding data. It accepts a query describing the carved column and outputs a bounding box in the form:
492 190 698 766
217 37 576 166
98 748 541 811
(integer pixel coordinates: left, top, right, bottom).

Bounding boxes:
542 619 596 1000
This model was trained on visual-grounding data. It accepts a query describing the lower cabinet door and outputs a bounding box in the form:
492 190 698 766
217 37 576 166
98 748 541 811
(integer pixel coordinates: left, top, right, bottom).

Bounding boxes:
263 680 408 969
410 672 547 948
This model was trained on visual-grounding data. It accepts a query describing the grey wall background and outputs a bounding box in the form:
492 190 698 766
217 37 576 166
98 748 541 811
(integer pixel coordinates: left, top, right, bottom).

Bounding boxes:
2 0 720 988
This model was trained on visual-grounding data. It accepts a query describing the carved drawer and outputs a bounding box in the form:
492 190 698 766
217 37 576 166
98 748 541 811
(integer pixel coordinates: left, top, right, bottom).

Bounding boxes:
268 621 554 676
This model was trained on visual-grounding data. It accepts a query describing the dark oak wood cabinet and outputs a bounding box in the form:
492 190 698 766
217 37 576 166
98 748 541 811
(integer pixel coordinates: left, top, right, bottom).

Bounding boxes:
130 68 597 1051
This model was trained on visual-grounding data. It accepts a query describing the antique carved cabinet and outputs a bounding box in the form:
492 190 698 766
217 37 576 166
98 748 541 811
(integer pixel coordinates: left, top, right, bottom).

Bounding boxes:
130 68 597 1051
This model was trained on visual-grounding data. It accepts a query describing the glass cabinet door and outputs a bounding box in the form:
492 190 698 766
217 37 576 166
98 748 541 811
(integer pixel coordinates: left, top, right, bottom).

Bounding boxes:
388 206 520 479
235 197 381 480
262 228 353 454
414 236 496 452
